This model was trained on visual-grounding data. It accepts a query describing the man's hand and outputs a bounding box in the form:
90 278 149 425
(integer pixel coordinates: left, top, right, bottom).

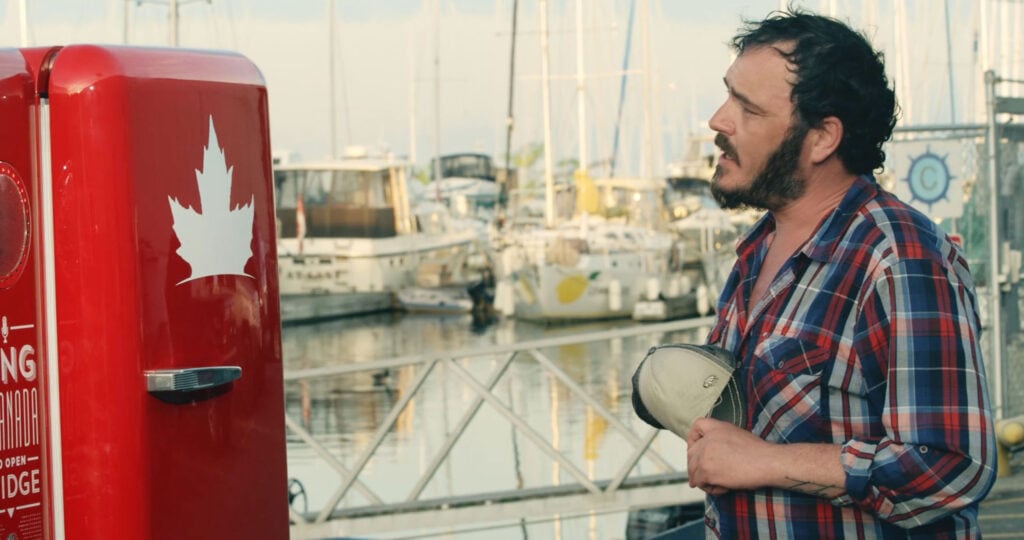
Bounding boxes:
686 417 848 498
686 417 773 494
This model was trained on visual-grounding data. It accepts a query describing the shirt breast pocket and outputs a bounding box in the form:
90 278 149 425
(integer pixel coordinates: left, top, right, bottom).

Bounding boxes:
754 335 832 376
750 336 835 442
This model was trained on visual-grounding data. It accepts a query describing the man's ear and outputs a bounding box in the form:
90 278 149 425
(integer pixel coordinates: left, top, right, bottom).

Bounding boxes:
808 116 843 164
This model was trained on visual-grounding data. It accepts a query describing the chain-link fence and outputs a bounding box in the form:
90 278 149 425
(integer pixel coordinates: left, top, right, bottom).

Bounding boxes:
984 72 1024 420
883 72 1024 421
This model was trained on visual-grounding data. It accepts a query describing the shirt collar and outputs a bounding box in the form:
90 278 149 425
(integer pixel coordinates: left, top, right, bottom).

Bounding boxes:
734 175 879 263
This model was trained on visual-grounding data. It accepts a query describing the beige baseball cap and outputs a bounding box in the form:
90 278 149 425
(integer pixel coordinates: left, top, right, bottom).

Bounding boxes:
631 343 745 438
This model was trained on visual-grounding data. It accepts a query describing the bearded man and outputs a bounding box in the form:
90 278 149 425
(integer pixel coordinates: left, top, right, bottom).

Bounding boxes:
685 9 997 539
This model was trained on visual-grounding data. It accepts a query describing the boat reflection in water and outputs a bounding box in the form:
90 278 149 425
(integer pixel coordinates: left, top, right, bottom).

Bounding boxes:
283 312 711 539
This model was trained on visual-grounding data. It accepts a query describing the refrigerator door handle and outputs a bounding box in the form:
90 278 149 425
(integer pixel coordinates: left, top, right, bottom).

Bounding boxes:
145 366 242 403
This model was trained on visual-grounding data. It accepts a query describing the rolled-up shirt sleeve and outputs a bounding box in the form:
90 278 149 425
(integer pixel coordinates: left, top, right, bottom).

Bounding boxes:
838 256 997 527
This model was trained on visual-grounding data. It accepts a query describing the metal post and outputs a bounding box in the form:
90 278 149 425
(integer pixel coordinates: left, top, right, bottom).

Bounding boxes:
985 69 1004 419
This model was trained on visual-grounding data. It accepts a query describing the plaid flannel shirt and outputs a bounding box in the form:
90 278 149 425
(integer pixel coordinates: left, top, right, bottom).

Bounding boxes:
705 175 997 539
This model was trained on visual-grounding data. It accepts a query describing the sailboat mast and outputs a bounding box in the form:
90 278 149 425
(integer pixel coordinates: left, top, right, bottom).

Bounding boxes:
541 0 555 227
894 0 912 124
130 0 210 48
609 0 636 178
503 0 519 213
328 0 337 158
575 0 587 175
408 39 418 164
640 0 654 178
943 0 957 123
170 0 178 46
19 0 28 46
433 0 443 184
978 0 989 121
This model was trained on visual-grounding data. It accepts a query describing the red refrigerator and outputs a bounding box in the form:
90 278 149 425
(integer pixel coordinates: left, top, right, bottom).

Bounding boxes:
0 45 288 539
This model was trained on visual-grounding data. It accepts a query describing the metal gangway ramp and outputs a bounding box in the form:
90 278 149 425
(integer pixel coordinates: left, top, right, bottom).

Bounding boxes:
285 317 714 539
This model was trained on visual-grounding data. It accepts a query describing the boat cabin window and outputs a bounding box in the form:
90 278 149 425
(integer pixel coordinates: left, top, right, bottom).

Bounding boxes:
274 168 399 239
431 153 495 181
327 170 391 207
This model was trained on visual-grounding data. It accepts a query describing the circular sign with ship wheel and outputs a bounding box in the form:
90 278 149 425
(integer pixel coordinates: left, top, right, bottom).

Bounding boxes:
904 149 953 209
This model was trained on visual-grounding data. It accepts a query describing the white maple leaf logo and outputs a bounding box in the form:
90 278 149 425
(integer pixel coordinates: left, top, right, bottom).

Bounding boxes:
168 116 255 284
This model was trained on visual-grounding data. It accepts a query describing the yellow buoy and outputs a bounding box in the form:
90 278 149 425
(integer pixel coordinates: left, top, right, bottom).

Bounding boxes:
998 418 1024 447
995 416 1024 477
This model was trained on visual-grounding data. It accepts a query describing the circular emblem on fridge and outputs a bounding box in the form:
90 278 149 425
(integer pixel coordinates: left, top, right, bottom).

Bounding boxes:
0 161 30 289
904 149 953 209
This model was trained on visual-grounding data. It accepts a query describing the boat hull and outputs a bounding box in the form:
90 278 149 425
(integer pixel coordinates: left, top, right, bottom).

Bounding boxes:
276 231 478 322
508 251 682 322
280 291 395 324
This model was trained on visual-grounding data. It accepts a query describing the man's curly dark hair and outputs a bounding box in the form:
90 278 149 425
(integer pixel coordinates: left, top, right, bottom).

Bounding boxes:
730 9 898 175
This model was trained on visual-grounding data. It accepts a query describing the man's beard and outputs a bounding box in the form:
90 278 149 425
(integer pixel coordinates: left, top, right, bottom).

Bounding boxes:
711 122 810 211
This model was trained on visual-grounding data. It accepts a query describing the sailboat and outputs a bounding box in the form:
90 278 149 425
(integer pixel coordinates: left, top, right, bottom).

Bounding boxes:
495 176 692 321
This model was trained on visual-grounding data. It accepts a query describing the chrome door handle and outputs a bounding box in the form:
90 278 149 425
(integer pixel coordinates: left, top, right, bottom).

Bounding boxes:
145 366 242 403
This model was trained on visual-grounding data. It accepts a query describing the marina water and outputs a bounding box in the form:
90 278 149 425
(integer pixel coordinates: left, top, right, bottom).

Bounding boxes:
283 312 712 539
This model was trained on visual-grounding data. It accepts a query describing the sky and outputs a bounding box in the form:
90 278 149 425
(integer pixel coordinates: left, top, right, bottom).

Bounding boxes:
1 0 1021 179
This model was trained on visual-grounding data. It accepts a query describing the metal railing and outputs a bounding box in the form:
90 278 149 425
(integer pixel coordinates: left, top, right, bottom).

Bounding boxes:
285 317 714 539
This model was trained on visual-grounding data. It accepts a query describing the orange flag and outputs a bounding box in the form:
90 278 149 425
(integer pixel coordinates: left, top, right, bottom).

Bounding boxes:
296 195 306 255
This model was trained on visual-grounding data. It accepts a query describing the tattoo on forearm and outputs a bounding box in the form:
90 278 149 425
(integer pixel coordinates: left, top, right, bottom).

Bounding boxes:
785 477 846 498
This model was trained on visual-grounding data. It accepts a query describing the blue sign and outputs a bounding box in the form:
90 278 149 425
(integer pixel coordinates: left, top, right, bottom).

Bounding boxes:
904 148 954 210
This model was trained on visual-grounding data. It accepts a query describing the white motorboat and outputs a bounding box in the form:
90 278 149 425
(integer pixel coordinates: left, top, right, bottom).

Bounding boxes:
396 286 475 314
273 148 479 323
421 152 502 219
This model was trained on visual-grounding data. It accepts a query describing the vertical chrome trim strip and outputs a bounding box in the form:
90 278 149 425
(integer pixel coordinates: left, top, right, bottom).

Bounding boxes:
39 98 66 539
